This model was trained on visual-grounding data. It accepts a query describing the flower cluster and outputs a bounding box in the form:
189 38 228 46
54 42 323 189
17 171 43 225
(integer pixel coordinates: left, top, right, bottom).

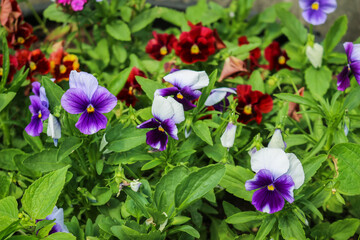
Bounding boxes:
49 46 80 82
57 0 87 11
117 67 146 107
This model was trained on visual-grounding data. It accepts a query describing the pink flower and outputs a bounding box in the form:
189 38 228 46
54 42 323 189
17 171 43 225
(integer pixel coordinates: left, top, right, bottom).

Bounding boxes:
71 0 86 11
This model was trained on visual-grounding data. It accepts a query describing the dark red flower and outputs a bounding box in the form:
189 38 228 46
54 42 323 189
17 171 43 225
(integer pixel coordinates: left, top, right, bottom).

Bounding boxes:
117 67 146 107
264 41 290 71
6 22 37 49
145 31 177 61
174 22 217 64
16 49 50 82
238 36 262 75
0 0 23 32
0 54 18 83
49 46 80 82
235 85 273 124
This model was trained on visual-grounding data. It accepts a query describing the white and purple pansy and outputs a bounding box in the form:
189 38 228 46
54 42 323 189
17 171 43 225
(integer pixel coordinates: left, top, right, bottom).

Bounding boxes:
61 71 117 135
220 122 237 148
137 95 185 151
204 87 236 112
245 129 305 214
299 0 337 25
337 42 360 91
47 114 61 147
155 70 209 110
41 206 69 234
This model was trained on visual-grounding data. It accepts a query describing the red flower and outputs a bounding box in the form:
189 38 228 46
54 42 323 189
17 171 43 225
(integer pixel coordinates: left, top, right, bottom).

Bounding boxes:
238 36 263 75
145 31 177 61
49 46 80 82
6 22 37 49
117 67 146 107
16 49 50 82
264 41 290 71
174 22 217 64
0 54 18 83
235 85 273 124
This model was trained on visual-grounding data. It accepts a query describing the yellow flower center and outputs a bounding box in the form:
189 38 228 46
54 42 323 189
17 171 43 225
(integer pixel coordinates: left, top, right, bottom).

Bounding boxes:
158 126 165 132
63 54 77 62
176 92 184 99
191 44 200 55
73 61 80 70
30 61 37 71
128 86 134 95
160 46 168 55
59 64 67 74
17 37 25 44
278 56 286 65
244 105 252 115
267 184 275 191
38 112 42 119
311 2 319 10
50 61 55 71
87 105 95 113
0 67 3 76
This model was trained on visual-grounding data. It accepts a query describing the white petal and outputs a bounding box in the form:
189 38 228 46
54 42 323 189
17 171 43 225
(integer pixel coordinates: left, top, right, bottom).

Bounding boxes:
47 207 69 233
220 122 236 148
268 129 285 150
168 97 185 124
163 70 209 90
69 71 99 100
47 114 61 140
351 44 360 62
306 43 323 68
251 148 289 179
130 180 142 192
285 153 305 189
190 71 210 90
152 95 174 121
205 87 236 106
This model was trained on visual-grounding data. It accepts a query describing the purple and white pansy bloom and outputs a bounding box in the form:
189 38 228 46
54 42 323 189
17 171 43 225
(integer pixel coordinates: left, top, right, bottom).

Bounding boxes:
47 114 61 147
220 122 237 148
299 0 337 25
137 95 185 151
204 87 236 112
337 42 360 91
44 206 69 234
25 82 50 137
245 129 305 214
155 70 209 110
61 71 117 135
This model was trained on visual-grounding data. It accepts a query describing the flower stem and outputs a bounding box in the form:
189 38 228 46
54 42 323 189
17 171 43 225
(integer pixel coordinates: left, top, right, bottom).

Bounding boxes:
1 110 11 146
24 0 48 34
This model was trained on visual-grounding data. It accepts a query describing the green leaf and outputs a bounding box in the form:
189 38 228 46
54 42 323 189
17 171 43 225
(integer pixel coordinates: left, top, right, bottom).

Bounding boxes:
8 67 28 93
168 225 200 238
21 167 68 219
0 92 16 112
344 85 360 110
0 35 10 91
275 93 319 110
204 143 226 162
0 149 23 170
192 121 213 146
255 215 277 240
175 164 225 211
106 126 147 152
112 44 127 63
108 67 131 95
23 131 44 152
226 211 263 224
329 218 360 240
106 20 131 41
302 154 327 184
305 66 332 98
170 216 191 226
43 4 75 23
57 136 82 161
141 159 162 171
220 165 254 201
91 186 112 206
23 149 69 173
248 70 265 92
44 232 76 240
42 77 65 112
0 196 18 232
329 143 360 195
195 69 218 114
88 39 110 69
111 225 163 240
136 76 165 101
0 172 12 199
279 212 306 240
323 16 348 56
129 8 162 33
123 188 150 218
160 8 187 29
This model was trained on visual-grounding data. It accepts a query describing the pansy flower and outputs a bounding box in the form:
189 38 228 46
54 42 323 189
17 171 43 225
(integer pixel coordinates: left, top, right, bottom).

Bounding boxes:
245 129 305 214
264 41 290 71
337 42 360 91
0 54 18 83
50 47 80 82
16 49 50 82
238 36 262 74
6 22 37 49
235 85 273 124
117 67 146 107
38 206 69 234
145 31 177 61
156 70 209 110
299 0 337 25
174 22 217 64
204 87 236 112
137 95 185 151
47 114 61 147
61 71 117 135
220 122 237 148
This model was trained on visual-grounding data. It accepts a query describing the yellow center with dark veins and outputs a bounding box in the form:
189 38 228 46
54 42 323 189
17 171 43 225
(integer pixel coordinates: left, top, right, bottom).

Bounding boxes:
30 61 37 71
38 113 42 119
17 37 25 44
191 44 200 55
311 2 319 10
63 54 77 62
278 56 286 65
128 86 134 95
87 105 95 113
158 126 165 132
176 93 184 99
244 105 252 115
160 46 168 55
0 67 3 76
267 184 275 191
59 64 67 74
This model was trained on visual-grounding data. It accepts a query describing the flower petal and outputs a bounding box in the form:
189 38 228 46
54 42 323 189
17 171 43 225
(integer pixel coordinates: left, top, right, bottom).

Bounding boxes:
25 116 43 136
75 111 107 135
274 174 295 203
285 153 305 189
343 42 353 60
32 82 41 96
180 86 202 100
167 96 185 124
137 118 160 129
29 95 42 115
46 207 69 233
302 9 327 25
47 114 61 141
69 71 99 100
162 118 178 140
205 87 236 106
155 87 179 97
350 44 360 62
152 95 175 122
91 86 117 113
61 88 89 114
251 187 285 214
268 129 286 150
220 122 237 148
245 169 274 191
350 61 360 85
39 87 49 108
163 70 209 90
337 66 350 91
146 129 168 151
319 0 337 14
251 148 289 179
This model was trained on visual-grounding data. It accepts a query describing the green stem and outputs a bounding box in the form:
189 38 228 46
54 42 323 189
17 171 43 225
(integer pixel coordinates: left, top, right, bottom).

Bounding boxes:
1 110 11 146
25 0 48 34
76 14 83 54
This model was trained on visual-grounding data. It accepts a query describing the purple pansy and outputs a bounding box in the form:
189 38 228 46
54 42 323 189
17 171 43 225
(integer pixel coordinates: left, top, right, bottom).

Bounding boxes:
25 83 50 137
61 71 117 135
155 70 209 110
204 87 236 112
299 0 337 25
137 95 185 151
337 42 360 91
245 129 304 214
42 206 69 234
